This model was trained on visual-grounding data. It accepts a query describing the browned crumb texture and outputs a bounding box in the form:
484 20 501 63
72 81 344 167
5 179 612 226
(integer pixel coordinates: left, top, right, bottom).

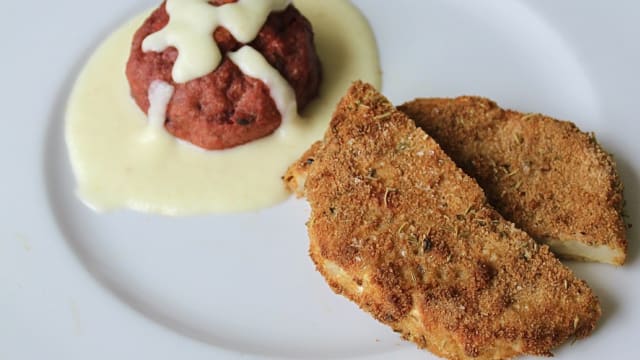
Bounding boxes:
284 140 322 198
399 97 627 265
294 82 600 360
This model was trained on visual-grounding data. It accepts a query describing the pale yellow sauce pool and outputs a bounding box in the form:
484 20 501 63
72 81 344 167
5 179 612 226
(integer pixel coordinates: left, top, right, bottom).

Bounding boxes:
65 0 381 215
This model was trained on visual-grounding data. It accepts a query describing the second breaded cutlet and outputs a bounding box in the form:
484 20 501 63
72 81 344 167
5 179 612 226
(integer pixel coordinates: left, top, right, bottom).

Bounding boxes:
285 82 601 360
399 97 626 265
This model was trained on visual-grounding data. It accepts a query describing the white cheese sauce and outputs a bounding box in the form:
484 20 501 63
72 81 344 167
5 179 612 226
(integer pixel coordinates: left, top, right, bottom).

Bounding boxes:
146 80 175 131
143 0 291 83
228 45 298 126
66 0 381 215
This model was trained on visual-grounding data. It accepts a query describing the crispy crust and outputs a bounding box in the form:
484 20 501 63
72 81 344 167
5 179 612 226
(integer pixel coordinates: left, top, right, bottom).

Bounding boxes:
284 140 322 197
292 82 600 360
398 97 627 265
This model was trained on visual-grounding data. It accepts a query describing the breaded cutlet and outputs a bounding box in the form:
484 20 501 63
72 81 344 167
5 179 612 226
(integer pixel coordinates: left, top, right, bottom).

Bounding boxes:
399 97 626 265
284 82 601 360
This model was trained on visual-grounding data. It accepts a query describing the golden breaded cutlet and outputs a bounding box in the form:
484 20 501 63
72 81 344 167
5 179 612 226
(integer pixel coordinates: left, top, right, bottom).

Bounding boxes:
398 97 626 265
285 82 600 360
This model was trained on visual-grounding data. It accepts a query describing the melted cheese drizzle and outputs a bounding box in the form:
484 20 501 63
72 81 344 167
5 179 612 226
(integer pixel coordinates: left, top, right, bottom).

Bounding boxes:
146 81 175 130
228 46 298 127
66 0 381 215
142 0 290 83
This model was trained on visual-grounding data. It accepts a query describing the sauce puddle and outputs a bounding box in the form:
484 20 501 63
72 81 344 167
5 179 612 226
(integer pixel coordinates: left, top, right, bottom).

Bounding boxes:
66 0 381 215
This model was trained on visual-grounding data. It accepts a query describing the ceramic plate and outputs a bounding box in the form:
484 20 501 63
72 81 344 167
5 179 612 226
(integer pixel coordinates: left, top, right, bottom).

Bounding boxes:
2 0 638 359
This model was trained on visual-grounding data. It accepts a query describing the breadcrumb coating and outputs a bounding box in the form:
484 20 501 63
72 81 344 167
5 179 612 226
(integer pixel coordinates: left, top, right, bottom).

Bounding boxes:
286 82 601 360
399 97 626 265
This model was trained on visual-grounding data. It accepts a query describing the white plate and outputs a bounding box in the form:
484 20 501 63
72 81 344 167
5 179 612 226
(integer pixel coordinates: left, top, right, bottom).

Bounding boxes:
2 0 639 359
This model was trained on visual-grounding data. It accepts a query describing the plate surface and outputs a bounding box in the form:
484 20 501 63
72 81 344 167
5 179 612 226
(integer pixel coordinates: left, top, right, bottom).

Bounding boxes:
2 0 639 359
